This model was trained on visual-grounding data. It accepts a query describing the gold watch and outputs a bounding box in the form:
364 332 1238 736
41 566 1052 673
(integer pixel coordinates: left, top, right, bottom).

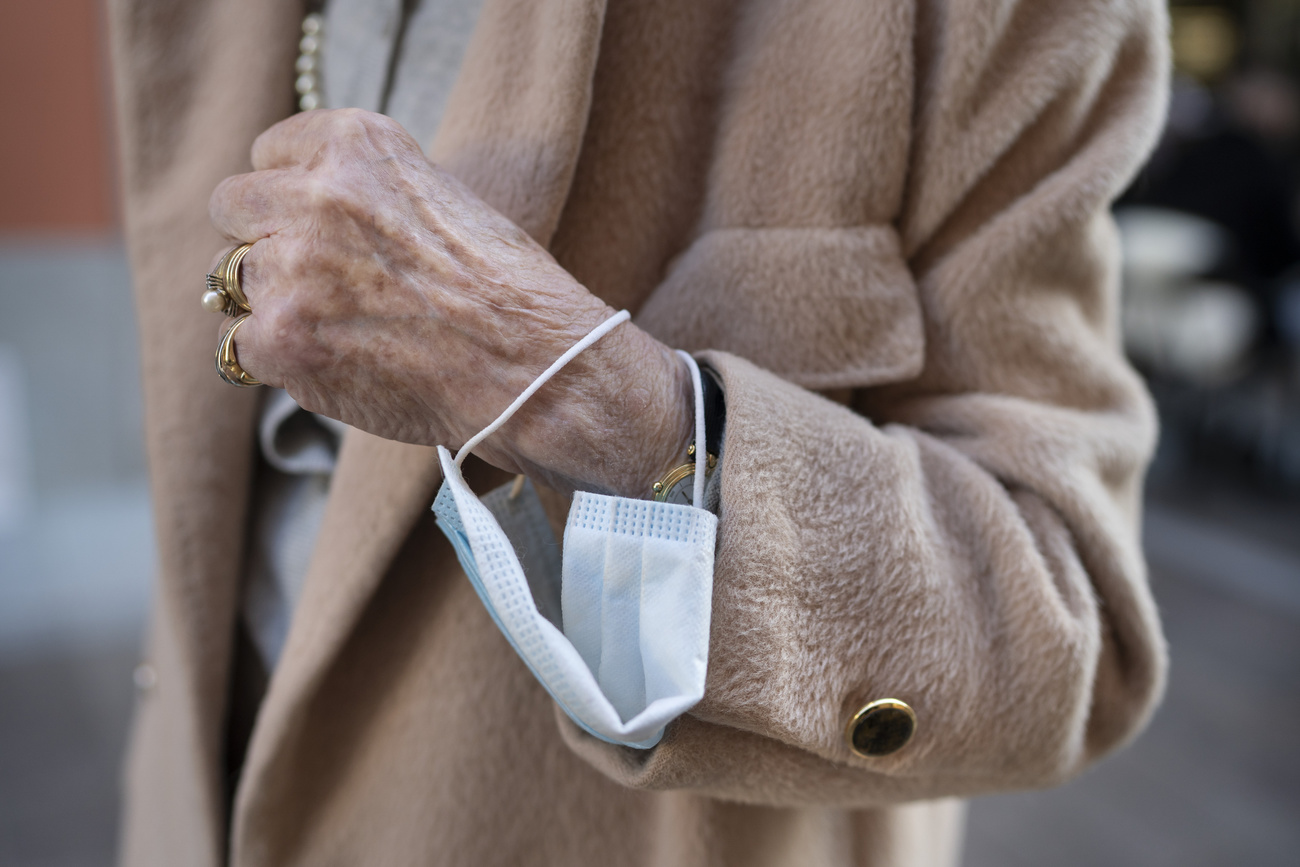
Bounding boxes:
652 444 717 506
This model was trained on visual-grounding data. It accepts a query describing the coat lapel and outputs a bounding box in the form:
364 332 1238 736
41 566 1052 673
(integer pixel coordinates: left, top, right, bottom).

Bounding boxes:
114 0 304 849
231 0 610 837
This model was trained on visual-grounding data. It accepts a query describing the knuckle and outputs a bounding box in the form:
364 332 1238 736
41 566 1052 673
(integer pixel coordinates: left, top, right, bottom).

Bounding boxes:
300 173 330 206
298 172 346 210
337 106 387 130
249 122 286 168
335 108 408 151
261 305 293 345
330 107 375 140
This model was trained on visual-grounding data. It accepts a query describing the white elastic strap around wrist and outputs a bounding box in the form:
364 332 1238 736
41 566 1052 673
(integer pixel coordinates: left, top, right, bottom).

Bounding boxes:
678 348 707 507
453 310 708 500
454 309 631 469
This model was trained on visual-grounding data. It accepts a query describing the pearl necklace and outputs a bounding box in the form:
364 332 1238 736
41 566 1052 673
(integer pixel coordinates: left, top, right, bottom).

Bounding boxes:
295 12 324 111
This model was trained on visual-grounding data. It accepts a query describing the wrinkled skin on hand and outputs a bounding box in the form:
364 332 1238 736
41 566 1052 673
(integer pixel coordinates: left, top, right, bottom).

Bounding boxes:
209 108 693 497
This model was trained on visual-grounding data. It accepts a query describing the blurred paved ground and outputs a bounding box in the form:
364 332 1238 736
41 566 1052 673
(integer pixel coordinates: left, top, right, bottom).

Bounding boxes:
0 241 1297 866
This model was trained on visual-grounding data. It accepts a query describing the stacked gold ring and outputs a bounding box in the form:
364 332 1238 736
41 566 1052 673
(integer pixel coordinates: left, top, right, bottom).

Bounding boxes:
202 243 255 317
204 243 262 387
216 315 261 387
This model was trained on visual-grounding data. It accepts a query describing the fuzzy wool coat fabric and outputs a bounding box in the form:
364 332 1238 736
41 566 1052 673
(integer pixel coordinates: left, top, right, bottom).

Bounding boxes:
108 0 1170 864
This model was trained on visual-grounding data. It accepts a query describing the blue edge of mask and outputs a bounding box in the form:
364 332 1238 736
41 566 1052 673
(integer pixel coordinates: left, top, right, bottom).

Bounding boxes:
434 481 664 751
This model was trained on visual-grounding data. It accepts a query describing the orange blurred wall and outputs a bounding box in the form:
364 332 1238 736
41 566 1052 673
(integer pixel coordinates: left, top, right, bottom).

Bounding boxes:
0 0 116 233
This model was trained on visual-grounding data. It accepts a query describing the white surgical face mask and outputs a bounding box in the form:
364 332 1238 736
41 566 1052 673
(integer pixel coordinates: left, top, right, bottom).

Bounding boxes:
432 311 716 748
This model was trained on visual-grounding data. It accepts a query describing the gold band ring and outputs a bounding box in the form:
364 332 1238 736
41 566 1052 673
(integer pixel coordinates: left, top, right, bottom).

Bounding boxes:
202 243 255 317
215 314 262 388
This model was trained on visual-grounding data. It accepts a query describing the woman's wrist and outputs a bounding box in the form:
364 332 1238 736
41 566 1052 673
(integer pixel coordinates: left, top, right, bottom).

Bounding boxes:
500 318 695 499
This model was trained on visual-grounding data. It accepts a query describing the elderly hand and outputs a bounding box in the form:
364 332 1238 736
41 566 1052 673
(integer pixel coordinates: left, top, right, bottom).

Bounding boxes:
208 109 693 498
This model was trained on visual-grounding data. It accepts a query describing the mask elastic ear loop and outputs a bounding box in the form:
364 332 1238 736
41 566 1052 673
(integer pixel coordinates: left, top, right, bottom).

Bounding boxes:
454 309 632 469
676 350 707 507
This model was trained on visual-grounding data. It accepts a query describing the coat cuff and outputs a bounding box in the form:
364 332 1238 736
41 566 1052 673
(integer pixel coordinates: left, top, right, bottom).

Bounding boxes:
555 350 1161 807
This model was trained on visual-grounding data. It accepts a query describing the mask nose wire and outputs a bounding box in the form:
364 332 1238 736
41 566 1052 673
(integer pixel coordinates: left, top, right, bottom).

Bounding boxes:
452 310 632 469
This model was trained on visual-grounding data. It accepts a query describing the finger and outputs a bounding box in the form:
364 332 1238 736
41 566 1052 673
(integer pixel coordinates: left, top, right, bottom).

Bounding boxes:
249 111 325 171
249 108 352 171
228 238 274 310
219 312 279 389
204 235 275 314
251 107 416 171
209 169 292 243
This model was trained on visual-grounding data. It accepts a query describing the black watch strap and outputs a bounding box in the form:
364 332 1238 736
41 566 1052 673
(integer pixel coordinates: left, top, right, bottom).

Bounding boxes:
699 362 726 457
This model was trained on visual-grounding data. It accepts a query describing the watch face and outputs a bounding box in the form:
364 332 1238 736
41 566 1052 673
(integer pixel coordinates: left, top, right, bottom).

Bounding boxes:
653 452 717 507
661 478 697 506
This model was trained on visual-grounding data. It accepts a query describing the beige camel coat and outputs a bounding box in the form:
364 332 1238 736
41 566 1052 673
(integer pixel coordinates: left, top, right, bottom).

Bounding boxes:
108 0 1170 864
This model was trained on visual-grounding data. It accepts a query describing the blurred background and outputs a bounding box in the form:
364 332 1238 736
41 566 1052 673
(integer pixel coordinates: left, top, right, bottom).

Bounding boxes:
0 1 1297 864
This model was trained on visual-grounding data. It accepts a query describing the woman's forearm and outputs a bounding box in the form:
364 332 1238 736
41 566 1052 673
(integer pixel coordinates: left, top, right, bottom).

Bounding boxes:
208 107 694 497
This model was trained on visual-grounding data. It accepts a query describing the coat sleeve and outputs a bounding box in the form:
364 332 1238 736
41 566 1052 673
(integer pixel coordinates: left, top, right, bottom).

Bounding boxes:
559 0 1170 806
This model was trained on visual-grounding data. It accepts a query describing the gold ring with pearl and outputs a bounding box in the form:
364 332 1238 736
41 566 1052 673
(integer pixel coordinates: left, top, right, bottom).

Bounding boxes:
202 243 255 316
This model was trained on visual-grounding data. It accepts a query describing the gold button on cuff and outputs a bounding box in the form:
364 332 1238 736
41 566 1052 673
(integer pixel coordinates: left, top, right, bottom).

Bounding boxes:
845 698 916 758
